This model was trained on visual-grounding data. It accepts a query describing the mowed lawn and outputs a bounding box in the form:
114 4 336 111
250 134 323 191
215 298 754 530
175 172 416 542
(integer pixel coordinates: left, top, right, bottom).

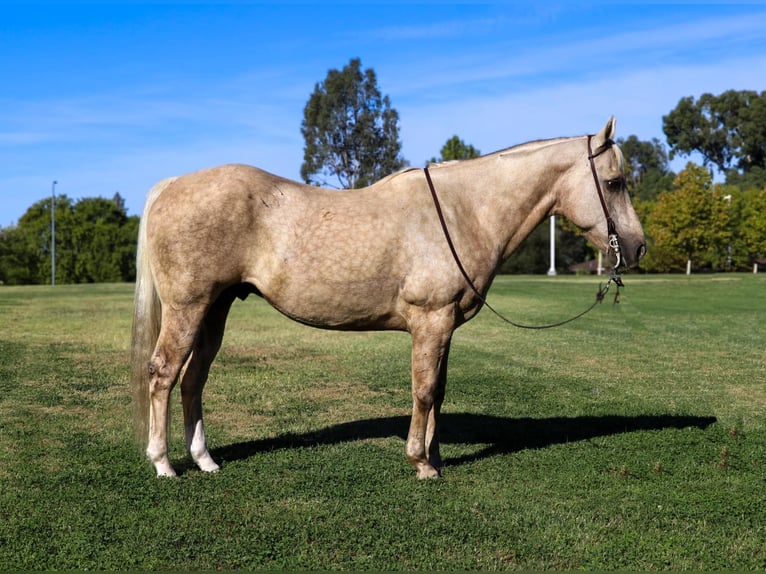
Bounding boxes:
0 274 764 570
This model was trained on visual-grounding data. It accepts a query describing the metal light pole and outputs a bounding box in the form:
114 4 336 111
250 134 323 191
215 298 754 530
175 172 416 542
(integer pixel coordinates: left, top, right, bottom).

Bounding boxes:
547 215 557 276
723 194 732 270
51 180 57 286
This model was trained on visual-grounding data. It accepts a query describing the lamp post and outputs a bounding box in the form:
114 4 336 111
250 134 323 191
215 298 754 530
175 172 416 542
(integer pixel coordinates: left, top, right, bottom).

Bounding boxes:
547 215 557 276
723 194 732 270
51 180 57 286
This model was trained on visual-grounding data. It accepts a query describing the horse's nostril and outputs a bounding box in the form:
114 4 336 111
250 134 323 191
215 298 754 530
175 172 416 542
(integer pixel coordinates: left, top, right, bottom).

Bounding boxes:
638 244 647 260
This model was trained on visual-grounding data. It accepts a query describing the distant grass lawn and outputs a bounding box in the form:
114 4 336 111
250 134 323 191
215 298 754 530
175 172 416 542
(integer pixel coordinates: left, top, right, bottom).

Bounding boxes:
0 274 764 570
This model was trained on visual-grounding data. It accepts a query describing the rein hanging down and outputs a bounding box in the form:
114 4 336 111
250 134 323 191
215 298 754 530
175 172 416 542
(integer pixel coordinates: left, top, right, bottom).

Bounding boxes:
423 138 624 331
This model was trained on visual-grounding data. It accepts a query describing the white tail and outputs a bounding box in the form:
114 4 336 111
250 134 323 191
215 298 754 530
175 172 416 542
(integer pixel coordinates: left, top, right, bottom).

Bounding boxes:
129 177 176 446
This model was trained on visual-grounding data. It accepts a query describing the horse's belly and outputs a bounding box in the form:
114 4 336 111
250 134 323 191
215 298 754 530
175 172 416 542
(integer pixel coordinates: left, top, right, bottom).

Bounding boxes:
254 275 406 331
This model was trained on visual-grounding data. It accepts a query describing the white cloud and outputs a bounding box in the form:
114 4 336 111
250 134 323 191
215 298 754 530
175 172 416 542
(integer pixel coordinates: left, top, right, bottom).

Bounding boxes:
398 52 766 165
383 10 766 101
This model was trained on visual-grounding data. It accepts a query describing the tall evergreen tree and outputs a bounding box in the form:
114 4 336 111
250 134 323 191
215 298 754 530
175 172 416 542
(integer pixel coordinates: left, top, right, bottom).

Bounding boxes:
428 136 480 164
301 58 406 189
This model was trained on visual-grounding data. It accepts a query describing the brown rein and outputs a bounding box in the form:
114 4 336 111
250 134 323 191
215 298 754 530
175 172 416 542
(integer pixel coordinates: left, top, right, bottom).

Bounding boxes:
423 136 623 330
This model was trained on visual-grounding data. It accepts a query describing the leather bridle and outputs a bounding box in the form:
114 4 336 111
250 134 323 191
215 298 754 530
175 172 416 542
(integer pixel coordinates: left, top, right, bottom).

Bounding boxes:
587 135 623 270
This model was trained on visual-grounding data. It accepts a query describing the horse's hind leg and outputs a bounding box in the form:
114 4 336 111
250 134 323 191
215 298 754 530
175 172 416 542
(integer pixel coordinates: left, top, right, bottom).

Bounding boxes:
147 304 207 477
180 290 236 472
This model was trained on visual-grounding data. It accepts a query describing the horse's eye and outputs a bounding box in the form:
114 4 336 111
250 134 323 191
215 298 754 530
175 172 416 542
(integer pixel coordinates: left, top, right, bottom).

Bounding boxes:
606 178 625 192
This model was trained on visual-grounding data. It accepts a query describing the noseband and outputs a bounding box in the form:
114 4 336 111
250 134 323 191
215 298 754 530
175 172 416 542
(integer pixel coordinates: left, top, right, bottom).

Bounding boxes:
587 135 622 271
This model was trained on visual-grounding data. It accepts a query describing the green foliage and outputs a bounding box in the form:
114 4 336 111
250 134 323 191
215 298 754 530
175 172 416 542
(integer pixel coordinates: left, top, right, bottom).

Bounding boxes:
501 219 590 274
643 164 740 272
663 89 766 174
428 135 480 164
619 135 669 180
629 168 676 203
70 197 139 283
300 58 407 189
0 194 138 285
1 277 765 570
618 135 674 202
0 226 38 285
740 187 766 262
726 164 766 191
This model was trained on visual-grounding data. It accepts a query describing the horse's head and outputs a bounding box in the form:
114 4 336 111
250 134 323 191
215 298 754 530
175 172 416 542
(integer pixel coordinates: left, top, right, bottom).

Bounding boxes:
559 117 646 269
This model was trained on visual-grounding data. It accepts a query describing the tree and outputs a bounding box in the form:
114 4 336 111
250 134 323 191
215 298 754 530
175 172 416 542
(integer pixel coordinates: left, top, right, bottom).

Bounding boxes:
300 58 406 189
725 165 766 192
0 194 139 284
740 186 766 264
0 195 75 284
643 163 734 272
617 135 674 202
428 136 480 164
0 225 37 284
663 90 766 175
71 196 137 282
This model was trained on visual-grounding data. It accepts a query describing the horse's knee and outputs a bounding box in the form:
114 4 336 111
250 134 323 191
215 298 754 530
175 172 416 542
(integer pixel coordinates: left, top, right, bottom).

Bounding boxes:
412 379 440 407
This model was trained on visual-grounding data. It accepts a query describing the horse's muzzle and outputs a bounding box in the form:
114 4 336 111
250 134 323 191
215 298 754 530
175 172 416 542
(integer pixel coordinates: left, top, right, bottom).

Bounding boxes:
625 242 647 269
617 239 646 269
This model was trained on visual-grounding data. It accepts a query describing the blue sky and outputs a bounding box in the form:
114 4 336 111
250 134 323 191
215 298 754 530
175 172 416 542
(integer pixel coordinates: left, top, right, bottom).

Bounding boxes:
2 2 765 226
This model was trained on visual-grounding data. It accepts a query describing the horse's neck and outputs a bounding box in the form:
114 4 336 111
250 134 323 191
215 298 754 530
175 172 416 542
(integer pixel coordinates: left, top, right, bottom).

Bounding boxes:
437 143 570 265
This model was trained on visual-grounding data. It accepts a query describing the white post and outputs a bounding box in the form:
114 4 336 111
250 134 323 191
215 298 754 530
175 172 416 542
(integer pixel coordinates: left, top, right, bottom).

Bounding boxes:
723 194 732 270
51 180 57 286
686 259 692 275
547 215 557 276
597 251 603 276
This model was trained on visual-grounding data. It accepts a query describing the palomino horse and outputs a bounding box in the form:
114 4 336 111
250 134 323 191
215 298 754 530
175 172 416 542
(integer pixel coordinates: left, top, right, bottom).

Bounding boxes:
131 117 645 478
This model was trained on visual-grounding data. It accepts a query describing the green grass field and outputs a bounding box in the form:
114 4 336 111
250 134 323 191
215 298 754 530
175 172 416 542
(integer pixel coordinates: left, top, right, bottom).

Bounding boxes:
1 274 764 570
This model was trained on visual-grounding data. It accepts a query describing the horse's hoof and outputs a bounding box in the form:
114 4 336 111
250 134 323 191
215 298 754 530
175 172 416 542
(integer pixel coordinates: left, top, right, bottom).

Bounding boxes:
151 455 177 477
195 453 220 473
416 464 441 479
155 466 177 478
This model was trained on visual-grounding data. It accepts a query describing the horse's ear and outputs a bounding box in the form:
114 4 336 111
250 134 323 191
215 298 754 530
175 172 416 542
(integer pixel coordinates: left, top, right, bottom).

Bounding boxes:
593 116 616 149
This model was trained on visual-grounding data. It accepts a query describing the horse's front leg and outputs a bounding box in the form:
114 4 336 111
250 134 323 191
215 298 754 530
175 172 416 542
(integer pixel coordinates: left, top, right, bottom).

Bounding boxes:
425 338 450 471
406 308 455 479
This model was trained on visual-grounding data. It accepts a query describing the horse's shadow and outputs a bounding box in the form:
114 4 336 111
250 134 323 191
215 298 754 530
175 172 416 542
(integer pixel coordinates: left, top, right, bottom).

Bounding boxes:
210 413 716 469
